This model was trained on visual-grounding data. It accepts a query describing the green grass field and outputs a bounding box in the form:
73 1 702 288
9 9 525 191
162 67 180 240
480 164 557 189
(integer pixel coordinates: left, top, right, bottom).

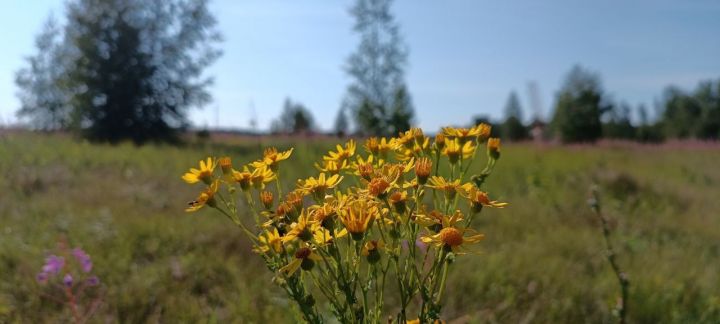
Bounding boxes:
1 133 719 323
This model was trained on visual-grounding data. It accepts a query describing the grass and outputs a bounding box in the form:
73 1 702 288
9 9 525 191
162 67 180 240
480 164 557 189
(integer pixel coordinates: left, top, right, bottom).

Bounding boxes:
1 133 719 323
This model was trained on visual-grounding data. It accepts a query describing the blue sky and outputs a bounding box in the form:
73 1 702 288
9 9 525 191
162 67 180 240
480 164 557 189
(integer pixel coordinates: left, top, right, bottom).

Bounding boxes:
1 0 719 131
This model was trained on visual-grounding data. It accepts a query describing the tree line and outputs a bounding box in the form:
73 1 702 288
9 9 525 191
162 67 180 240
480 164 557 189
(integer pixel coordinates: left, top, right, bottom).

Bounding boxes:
489 65 720 143
15 0 720 143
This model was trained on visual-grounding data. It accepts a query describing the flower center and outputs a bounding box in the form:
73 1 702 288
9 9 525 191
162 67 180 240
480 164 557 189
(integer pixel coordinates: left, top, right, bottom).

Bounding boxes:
439 227 463 247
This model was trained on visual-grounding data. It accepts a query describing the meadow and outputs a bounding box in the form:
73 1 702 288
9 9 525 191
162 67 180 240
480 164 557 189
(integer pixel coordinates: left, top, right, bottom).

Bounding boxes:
1 132 719 323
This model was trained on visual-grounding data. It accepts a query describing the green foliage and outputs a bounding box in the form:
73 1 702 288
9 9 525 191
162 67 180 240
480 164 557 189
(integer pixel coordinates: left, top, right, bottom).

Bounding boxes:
603 103 637 140
660 80 720 139
343 0 414 136
333 107 350 137
271 98 315 134
501 91 529 141
551 65 608 143
16 0 222 144
15 16 69 130
388 85 415 135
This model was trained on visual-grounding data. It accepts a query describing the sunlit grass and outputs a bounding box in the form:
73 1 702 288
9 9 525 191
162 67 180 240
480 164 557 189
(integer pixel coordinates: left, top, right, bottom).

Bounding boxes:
1 133 719 322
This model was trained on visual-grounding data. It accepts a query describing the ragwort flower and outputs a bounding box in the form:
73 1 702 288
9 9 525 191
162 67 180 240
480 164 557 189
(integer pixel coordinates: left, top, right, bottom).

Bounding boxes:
323 139 356 163
460 184 508 213
251 147 293 171
339 199 379 240
421 226 484 253
441 139 475 164
186 180 219 212
182 157 216 184
298 173 343 201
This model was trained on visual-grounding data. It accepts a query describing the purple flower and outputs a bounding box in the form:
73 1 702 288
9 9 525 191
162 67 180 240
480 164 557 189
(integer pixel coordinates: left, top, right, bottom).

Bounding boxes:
42 255 65 275
72 248 92 273
86 276 100 286
63 273 73 287
415 238 428 253
36 272 48 283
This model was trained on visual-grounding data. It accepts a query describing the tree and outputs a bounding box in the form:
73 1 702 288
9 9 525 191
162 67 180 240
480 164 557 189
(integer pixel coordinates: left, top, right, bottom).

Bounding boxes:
659 79 720 139
660 86 700 138
636 103 664 143
551 65 609 143
603 102 636 139
501 91 528 141
15 16 70 130
692 80 720 139
16 0 222 144
343 0 414 136
334 107 350 137
271 98 315 134
387 85 414 135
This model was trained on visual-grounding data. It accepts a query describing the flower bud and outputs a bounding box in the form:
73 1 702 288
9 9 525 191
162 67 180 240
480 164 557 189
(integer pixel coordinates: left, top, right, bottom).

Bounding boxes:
415 157 432 185
487 138 501 160
368 178 390 199
219 157 233 176
260 191 274 210
434 133 446 150
63 273 73 287
358 163 374 181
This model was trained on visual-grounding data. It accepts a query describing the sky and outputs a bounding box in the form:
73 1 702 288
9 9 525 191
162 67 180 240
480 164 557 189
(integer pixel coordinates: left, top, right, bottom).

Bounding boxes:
1 0 719 132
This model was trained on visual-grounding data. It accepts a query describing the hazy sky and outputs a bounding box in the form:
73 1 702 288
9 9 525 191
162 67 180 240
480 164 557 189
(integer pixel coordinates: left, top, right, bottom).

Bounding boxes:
1 0 719 131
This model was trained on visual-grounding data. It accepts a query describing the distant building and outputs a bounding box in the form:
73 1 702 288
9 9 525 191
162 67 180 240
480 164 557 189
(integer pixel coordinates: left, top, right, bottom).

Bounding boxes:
530 119 547 142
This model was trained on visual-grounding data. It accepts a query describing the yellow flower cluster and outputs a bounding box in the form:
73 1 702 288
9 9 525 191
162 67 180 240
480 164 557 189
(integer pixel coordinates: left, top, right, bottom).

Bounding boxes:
180 124 506 324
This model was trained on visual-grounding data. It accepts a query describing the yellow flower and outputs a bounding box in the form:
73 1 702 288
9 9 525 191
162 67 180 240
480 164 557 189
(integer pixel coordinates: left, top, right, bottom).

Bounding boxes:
396 136 430 161
298 173 343 200
315 159 348 174
311 223 347 246
351 155 377 180
282 211 316 243
339 199 379 240
441 139 475 164
367 177 391 198
254 227 283 254
185 180 219 212
218 157 233 178
487 137 501 160
364 137 381 156
361 239 385 264
323 139 356 163
388 191 408 214
426 176 462 200
396 128 425 149
414 208 464 229
260 190 274 210
280 246 322 276
442 123 491 143
280 189 306 219
414 157 432 184
251 147 293 171
460 184 508 212
231 166 253 191
433 133 446 151
407 319 444 324
182 157 216 184
309 201 337 228
363 137 395 159
250 165 276 189
421 226 484 253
